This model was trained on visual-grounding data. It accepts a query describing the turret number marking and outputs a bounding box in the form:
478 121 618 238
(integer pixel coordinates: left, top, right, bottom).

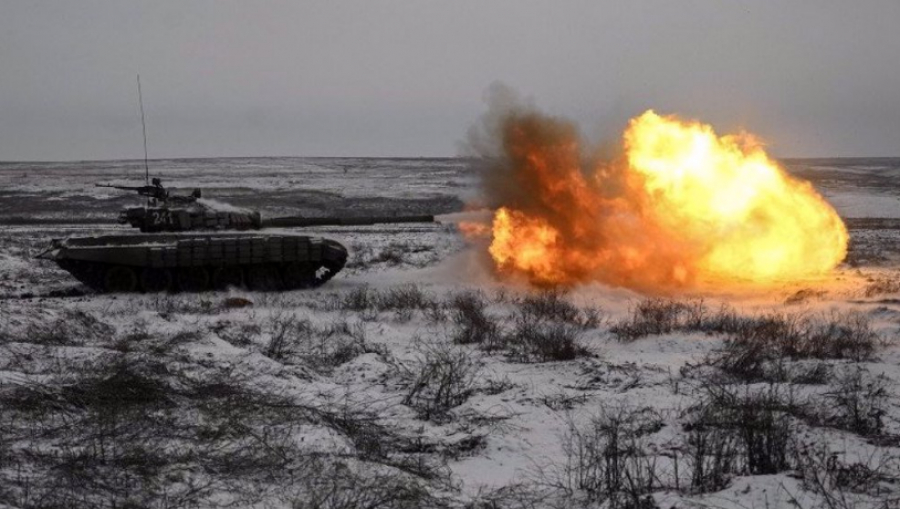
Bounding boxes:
150 211 171 226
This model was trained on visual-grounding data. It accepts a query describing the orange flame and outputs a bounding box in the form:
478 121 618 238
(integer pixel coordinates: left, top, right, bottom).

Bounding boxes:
466 109 848 291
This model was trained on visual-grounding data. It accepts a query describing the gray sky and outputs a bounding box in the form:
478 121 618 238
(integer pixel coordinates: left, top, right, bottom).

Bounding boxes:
1 1 898 161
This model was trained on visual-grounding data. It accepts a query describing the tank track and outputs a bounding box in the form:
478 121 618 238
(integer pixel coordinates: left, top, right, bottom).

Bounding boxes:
56 244 347 293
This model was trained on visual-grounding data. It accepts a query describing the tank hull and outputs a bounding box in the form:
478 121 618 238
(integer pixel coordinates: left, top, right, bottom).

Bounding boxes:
38 232 348 293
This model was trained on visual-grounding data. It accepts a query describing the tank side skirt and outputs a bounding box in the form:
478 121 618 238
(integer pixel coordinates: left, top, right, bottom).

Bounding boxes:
52 235 347 293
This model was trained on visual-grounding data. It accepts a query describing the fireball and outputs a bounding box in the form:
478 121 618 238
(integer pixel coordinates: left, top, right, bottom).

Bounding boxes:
466 109 848 291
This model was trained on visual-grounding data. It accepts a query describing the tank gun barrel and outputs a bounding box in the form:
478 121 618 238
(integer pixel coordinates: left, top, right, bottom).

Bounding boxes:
97 178 200 205
97 179 168 202
260 214 434 228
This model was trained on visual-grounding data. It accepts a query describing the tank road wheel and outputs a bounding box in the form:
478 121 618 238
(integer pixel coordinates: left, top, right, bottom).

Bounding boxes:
212 266 244 290
104 266 138 293
140 268 173 293
281 263 315 290
176 268 210 292
247 265 282 291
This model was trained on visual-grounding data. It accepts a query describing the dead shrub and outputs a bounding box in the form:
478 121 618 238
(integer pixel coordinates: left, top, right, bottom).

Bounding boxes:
611 299 737 341
863 275 900 298
819 367 889 437
213 319 262 347
61 359 173 410
685 383 796 481
783 361 834 385
377 284 436 321
341 286 378 312
151 294 216 317
732 311 877 362
265 312 313 362
794 443 900 509
505 298 591 362
496 292 596 362
449 291 500 348
805 312 881 361
293 458 439 509
505 320 588 362
517 290 603 329
682 414 740 493
263 313 378 371
24 309 113 346
315 319 383 367
467 483 548 509
611 299 691 341
704 311 879 383
536 407 663 508
403 340 482 421
336 285 435 321
371 244 407 265
452 291 597 359
378 284 432 310
711 317 797 383
150 330 204 355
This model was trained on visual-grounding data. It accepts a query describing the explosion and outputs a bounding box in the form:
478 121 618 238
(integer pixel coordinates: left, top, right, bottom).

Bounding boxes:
465 105 848 292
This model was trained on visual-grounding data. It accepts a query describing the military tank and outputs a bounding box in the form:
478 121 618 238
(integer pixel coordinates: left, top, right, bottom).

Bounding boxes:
36 179 435 293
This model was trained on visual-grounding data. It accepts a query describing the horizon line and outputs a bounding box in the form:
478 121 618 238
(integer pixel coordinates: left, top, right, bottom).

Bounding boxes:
1 154 899 165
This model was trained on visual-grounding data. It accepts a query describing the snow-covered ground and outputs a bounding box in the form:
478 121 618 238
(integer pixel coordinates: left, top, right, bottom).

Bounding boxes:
2 157 900 509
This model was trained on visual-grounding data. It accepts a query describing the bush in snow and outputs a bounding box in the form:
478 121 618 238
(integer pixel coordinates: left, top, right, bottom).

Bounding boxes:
403 339 482 421
611 298 744 341
710 311 879 383
535 406 663 509
684 382 796 483
292 457 438 509
334 284 437 322
793 442 900 509
516 290 604 329
263 312 379 371
505 318 588 363
819 366 890 437
449 291 500 349
376 284 437 322
504 294 593 362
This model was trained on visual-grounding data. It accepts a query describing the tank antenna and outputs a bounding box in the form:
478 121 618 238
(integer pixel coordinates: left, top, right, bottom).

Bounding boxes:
137 74 150 187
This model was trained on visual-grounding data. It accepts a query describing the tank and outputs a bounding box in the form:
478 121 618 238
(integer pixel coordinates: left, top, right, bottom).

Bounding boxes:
36 179 435 293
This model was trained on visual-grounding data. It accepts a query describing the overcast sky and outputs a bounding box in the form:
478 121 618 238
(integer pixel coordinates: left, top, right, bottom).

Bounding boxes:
1 1 898 161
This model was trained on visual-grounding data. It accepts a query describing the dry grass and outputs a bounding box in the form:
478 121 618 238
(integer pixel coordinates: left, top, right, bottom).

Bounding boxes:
0 311 458 508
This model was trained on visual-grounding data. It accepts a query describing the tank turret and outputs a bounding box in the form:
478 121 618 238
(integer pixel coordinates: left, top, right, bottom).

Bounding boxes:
37 179 436 293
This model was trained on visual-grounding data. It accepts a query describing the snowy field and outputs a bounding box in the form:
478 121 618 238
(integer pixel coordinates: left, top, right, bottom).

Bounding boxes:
3 157 900 508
